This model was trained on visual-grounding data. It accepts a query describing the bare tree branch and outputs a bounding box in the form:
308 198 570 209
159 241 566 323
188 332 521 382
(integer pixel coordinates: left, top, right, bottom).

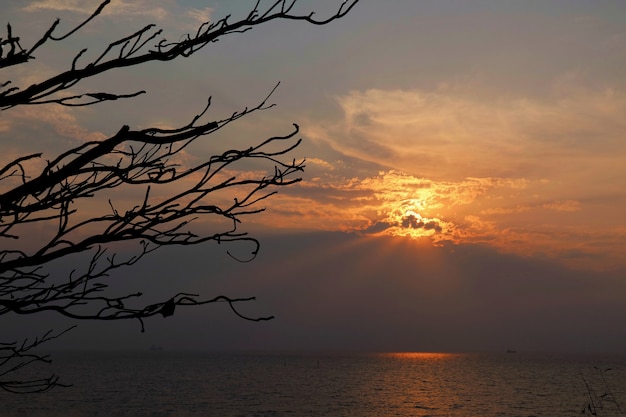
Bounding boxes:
0 327 75 393
0 0 360 393
0 0 358 108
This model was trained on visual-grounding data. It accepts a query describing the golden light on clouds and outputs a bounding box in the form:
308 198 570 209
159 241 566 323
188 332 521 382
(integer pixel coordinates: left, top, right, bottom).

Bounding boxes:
278 81 626 270
306 84 626 183
385 209 453 241
264 170 522 236
259 166 625 270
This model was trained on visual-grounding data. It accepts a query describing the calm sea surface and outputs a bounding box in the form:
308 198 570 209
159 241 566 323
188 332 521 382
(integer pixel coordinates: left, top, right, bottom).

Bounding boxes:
2 351 625 417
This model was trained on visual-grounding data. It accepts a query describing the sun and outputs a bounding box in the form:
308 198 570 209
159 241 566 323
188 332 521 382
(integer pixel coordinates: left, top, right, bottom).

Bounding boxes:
378 198 455 242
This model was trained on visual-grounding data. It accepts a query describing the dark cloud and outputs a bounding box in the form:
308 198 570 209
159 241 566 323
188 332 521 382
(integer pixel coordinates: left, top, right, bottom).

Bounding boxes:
282 182 374 207
361 221 393 234
423 221 442 232
401 214 421 229
401 214 443 233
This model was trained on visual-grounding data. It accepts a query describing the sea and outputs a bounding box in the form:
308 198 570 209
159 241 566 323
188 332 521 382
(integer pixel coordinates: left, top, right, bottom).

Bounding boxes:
2 351 625 417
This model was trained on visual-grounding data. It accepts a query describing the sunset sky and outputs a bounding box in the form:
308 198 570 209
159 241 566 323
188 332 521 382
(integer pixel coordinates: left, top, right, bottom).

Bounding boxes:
2 0 626 353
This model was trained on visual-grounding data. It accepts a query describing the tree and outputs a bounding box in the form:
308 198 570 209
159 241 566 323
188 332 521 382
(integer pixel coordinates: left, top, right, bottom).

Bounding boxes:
0 0 359 393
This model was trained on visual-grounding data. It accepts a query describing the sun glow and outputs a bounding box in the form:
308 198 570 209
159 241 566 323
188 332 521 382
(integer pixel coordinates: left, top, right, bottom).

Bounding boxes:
260 168 625 269
376 195 456 242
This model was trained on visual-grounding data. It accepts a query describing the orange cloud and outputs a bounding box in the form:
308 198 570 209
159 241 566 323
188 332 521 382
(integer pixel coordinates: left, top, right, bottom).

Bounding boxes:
255 167 623 270
261 170 523 235
305 84 626 183
541 200 581 212
481 200 581 215
22 0 213 30
293 81 626 269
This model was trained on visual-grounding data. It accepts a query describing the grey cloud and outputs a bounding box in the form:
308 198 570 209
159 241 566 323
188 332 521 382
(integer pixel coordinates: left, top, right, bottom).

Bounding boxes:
361 221 393 234
401 214 443 233
423 220 443 232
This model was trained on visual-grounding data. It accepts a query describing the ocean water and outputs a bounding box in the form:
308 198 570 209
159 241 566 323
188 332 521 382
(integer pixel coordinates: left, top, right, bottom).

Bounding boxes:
2 351 625 417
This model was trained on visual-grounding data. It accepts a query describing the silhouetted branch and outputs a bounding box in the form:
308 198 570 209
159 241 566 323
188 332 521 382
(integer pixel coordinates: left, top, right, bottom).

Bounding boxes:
0 0 358 108
0 327 75 393
0 0 359 393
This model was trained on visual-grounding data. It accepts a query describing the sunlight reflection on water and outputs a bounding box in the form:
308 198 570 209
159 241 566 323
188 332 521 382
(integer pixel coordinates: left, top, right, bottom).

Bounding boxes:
380 351 460 360
2 351 626 417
